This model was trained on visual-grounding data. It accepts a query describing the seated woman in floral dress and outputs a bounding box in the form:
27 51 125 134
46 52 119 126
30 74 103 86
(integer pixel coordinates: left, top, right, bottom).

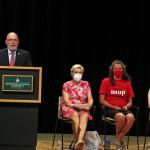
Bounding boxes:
62 64 94 149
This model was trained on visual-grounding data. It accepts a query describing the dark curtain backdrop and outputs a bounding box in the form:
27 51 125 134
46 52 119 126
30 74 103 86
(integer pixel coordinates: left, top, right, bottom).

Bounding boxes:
0 0 146 135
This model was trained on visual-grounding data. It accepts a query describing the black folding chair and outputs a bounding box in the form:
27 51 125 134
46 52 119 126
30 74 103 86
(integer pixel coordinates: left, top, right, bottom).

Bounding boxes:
100 105 139 150
52 96 75 149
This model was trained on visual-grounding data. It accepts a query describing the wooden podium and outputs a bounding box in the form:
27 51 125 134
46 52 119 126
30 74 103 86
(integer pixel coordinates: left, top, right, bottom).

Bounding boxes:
0 66 42 150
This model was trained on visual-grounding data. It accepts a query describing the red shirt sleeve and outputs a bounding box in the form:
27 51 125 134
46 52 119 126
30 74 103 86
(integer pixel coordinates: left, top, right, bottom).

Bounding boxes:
99 78 109 95
127 81 134 98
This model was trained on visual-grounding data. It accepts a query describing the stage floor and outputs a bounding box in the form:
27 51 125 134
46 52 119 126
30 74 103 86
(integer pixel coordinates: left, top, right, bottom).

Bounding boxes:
36 133 150 150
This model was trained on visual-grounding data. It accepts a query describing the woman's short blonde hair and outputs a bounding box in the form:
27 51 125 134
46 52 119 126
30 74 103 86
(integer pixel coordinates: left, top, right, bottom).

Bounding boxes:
70 64 84 72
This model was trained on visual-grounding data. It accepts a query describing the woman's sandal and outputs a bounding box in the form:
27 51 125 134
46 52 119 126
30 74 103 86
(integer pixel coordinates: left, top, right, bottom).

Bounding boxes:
75 140 84 149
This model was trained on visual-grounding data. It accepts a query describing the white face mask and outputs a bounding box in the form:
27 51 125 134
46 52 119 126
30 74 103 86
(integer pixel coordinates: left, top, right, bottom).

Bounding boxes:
73 73 82 82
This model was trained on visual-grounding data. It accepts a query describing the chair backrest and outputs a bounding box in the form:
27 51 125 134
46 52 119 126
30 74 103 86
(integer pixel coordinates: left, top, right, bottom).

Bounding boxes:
148 89 150 109
57 96 72 123
57 96 63 119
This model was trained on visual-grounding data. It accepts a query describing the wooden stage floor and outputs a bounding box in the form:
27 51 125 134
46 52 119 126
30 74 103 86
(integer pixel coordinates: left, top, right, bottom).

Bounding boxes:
36 133 150 150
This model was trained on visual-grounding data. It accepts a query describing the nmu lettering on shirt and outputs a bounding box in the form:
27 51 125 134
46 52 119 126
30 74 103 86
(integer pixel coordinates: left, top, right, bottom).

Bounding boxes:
110 90 126 96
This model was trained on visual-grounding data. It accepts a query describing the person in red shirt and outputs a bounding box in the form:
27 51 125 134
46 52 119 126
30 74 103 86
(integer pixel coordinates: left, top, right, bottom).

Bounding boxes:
99 60 135 150
62 64 94 149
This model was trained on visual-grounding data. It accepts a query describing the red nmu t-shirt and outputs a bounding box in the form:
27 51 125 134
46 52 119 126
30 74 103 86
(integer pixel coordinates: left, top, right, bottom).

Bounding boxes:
99 78 134 107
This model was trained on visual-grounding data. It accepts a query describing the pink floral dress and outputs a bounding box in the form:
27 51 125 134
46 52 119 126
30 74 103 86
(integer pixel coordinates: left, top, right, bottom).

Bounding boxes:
62 80 92 120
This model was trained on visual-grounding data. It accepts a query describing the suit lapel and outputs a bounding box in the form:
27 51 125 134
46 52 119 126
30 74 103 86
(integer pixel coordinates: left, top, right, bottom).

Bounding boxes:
3 49 10 65
15 49 22 66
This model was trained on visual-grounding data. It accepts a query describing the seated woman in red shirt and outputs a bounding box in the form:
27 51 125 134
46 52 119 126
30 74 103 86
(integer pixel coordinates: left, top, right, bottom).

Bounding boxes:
99 60 135 150
62 64 93 149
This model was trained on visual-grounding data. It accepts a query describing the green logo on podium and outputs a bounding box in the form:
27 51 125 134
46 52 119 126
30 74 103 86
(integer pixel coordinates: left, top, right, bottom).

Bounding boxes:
2 75 33 92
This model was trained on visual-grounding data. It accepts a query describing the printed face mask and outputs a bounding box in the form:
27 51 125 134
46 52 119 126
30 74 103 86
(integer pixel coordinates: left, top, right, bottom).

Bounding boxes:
113 70 124 78
73 73 82 82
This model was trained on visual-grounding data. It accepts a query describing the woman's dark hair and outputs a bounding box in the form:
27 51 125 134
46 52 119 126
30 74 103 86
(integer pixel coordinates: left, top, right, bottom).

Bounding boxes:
109 60 131 85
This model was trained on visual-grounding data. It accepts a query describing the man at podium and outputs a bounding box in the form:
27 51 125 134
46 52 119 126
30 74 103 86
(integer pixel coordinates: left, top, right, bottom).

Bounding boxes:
0 32 32 66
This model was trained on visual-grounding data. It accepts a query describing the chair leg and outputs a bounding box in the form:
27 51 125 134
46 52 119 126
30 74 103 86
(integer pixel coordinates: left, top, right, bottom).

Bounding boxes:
103 121 106 142
69 137 76 149
52 117 58 147
127 132 129 149
61 119 64 150
136 120 139 150
143 121 150 150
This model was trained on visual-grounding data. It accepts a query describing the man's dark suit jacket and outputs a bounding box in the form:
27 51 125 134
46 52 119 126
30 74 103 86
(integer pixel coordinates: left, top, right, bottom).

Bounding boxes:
0 48 32 66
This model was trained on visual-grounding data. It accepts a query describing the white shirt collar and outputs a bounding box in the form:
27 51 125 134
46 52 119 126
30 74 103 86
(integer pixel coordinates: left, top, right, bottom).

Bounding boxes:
7 48 16 55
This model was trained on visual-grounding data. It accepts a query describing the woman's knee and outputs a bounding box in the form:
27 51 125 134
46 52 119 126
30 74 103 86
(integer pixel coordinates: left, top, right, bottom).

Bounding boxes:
82 112 88 118
126 113 135 121
79 113 88 124
71 112 79 122
72 111 79 117
115 113 125 122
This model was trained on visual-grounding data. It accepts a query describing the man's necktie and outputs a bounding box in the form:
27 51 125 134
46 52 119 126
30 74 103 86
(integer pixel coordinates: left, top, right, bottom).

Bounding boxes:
9 51 15 66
